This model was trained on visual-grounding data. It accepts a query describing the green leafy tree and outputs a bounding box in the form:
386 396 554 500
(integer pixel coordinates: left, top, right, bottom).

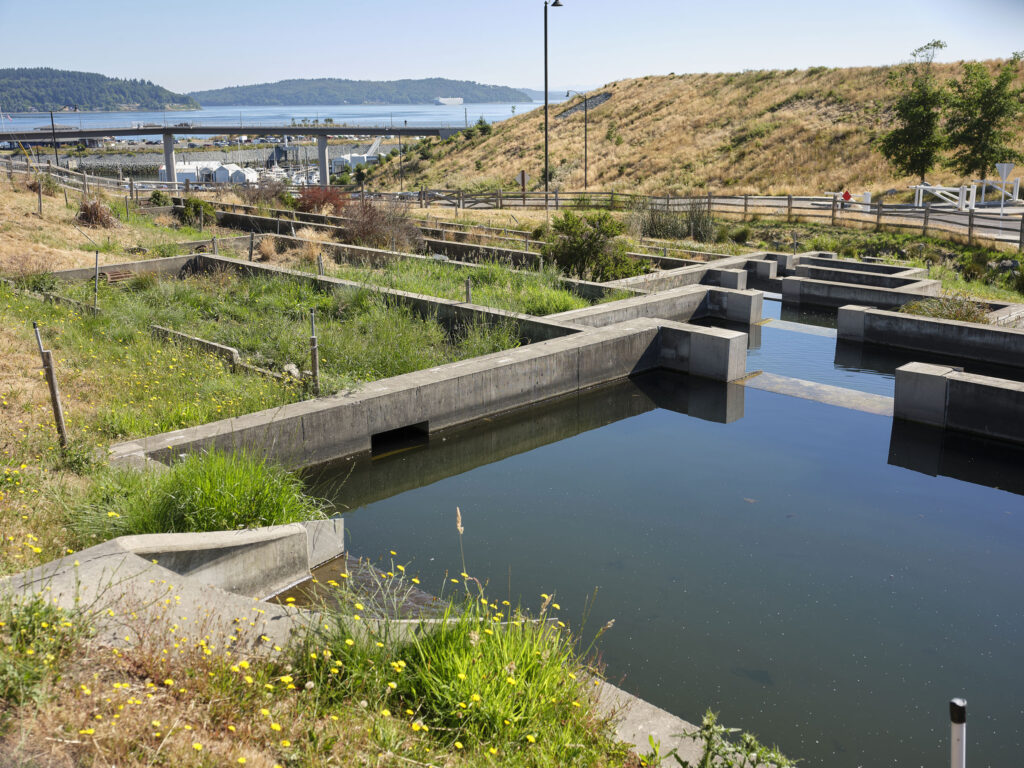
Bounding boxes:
878 40 948 183
945 53 1024 180
542 210 646 281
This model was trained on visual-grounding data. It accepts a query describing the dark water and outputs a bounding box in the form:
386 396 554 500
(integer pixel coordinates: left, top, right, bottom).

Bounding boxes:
307 374 1024 768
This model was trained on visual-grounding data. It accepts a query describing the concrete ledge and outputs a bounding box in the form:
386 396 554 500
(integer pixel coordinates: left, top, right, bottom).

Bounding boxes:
744 371 895 416
837 305 1024 368
50 254 197 281
782 276 942 308
702 267 747 290
895 362 1024 444
659 322 747 382
150 324 241 366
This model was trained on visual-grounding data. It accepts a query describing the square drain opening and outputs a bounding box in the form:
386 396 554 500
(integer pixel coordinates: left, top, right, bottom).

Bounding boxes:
371 421 429 458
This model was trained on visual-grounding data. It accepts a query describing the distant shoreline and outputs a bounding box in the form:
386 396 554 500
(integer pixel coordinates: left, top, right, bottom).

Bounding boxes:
5 101 536 117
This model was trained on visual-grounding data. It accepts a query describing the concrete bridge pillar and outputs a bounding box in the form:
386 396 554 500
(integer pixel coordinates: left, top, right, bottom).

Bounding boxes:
162 133 177 191
317 135 329 188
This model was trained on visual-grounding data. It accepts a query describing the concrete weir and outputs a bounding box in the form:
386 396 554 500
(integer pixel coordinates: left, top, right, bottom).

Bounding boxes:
111 317 747 470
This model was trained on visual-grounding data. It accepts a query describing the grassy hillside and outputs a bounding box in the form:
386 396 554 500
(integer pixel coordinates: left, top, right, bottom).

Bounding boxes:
369 61 1023 196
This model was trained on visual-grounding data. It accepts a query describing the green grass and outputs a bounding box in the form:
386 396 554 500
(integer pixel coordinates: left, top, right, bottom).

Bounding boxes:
0 591 89 719
331 258 591 316
73 451 326 540
291 569 629 766
58 271 521 394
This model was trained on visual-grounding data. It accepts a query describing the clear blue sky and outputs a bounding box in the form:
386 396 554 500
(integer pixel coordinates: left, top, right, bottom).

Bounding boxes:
1 0 1021 93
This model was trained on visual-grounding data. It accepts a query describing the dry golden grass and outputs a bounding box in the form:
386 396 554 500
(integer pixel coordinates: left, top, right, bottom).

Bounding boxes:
0 179 222 275
373 61 1024 196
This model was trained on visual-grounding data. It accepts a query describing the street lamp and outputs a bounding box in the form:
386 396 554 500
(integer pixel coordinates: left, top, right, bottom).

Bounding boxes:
566 90 588 189
544 0 563 209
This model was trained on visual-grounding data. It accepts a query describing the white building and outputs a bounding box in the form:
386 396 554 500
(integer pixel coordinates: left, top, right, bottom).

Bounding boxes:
330 153 380 173
159 161 259 185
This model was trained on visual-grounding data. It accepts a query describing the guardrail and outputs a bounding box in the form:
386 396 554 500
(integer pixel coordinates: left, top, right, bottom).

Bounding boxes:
7 156 1021 251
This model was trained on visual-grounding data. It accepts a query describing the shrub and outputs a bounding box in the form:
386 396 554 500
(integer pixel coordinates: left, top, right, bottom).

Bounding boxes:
257 235 279 261
75 451 327 539
296 186 347 215
148 190 170 207
542 210 648 281
900 292 990 323
26 173 59 197
237 178 289 208
685 196 716 242
152 242 179 258
344 201 422 252
729 225 751 244
628 201 689 239
76 199 116 228
176 197 216 227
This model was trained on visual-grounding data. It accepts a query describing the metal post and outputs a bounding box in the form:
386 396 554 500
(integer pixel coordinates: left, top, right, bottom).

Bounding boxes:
37 180 42 216
950 698 966 768
249 232 255 261
125 195 130 223
93 251 99 312
967 209 975 245
544 0 550 211
309 309 320 397
1018 214 1024 253
465 277 472 303
923 203 931 237
129 177 134 202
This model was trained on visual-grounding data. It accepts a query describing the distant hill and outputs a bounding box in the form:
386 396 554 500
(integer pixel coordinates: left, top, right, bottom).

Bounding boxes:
188 78 532 106
368 62 1024 196
0 68 197 112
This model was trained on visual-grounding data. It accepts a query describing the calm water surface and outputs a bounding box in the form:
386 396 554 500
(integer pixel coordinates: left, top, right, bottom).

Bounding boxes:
308 374 1024 768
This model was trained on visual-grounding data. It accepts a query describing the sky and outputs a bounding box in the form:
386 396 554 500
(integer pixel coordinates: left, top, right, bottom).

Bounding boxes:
1 0 1022 93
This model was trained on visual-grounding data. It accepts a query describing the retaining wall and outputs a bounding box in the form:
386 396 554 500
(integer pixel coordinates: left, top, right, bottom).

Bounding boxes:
782 275 941 308
110 317 747 471
894 362 1024 444
838 305 1024 367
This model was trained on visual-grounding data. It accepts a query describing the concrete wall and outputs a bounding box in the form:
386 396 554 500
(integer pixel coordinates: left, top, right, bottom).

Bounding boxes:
782 276 942 308
794 264 928 288
894 362 1024 444
111 317 748 471
795 255 925 277
838 305 1024 367
50 254 198 282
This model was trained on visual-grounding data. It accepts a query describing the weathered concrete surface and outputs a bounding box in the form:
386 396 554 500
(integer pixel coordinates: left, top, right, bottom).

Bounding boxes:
782 276 942 308
0 520 343 649
893 362 957 427
795 264 927 288
742 371 895 416
795 255 925 277
838 305 1024 367
112 318 747 471
598 682 703 765
50 253 198 282
549 285 707 326
895 362 1024 443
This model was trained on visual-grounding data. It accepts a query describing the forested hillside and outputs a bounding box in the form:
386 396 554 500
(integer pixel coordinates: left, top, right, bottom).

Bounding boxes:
0 68 197 112
189 78 531 106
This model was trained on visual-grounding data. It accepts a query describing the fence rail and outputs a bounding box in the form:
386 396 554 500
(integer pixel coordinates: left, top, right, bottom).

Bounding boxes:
7 156 1022 251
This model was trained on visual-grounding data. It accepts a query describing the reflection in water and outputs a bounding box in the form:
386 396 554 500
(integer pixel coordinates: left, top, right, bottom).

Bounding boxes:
836 340 1024 383
306 372 744 511
889 420 1024 496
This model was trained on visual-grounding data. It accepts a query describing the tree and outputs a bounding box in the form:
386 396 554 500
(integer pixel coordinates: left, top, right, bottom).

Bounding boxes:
945 53 1024 180
878 40 947 184
541 210 645 281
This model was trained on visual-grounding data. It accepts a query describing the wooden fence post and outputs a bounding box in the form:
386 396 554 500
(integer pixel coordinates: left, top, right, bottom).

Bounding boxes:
922 203 931 237
309 309 320 397
967 209 975 245
743 194 749 221
33 324 68 449
465 278 472 304
37 180 42 216
786 194 793 223
831 194 838 226
707 190 713 217
248 232 255 261
1018 214 1024 253
875 200 884 232
498 187 503 209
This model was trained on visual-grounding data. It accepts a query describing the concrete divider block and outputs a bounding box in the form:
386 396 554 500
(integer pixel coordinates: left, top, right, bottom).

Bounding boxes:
753 260 777 280
703 268 747 290
946 372 1024 444
836 305 869 341
894 363 957 427
781 276 802 303
659 323 747 381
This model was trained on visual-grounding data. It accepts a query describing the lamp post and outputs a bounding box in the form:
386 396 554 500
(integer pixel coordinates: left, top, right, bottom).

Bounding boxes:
544 0 563 210
566 90 588 189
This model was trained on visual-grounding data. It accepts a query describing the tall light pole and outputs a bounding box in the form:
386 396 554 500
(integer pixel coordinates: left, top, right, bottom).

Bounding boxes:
544 0 563 210
566 90 588 189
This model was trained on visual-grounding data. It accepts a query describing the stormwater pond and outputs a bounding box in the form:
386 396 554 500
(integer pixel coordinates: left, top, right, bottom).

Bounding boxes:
305 371 1024 768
